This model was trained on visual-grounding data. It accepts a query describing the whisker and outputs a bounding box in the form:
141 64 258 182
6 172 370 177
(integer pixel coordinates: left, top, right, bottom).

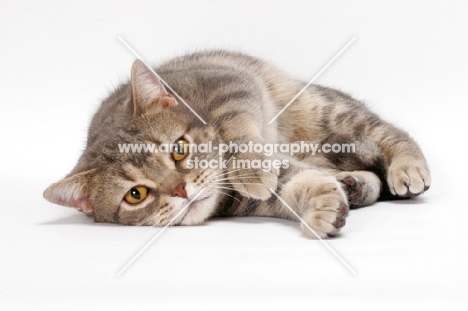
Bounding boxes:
212 174 260 183
213 174 279 184
213 171 265 180
211 185 256 197
212 189 246 208
213 182 270 186
212 166 261 178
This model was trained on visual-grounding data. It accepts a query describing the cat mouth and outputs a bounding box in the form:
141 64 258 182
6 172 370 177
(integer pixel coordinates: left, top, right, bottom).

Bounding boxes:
179 195 211 225
188 195 210 207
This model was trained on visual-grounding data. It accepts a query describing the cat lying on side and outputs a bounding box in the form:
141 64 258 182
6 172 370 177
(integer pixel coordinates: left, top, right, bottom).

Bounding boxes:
43 51 430 238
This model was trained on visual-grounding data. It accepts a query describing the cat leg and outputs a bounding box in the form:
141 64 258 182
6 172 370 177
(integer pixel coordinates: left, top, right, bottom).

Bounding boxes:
301 86 431 199
364 127 431 198
215 117 278 200
227 149 278 200
220 161 350 238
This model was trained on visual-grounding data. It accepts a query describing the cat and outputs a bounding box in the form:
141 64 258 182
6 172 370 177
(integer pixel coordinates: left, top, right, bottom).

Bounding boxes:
43 50 431 238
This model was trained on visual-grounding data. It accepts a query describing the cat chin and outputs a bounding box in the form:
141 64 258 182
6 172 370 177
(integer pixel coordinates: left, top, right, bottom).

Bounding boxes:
179 196 218 226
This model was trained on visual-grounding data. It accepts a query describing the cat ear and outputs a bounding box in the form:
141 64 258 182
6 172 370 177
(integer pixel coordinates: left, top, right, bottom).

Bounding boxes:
130 59 177 115
43 169 96 215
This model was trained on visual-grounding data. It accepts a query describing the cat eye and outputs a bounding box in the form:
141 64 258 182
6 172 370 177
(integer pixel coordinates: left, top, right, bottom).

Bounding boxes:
124 186 148 204
172 139 189 161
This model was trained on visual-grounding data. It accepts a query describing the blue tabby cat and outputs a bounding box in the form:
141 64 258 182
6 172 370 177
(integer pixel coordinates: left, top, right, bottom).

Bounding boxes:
44 51 430 238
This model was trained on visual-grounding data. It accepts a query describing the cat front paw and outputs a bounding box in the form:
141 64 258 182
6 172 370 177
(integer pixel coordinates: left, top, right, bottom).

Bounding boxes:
281 170 349 238
301 199 349 239
387 156 431 197
228 153 278 200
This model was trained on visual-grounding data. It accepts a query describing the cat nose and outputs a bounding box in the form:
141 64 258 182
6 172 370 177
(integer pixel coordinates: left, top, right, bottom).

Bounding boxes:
172 183 187 198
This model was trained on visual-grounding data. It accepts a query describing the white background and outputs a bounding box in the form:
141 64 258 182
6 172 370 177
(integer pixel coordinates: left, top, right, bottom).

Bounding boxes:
1 0 467 310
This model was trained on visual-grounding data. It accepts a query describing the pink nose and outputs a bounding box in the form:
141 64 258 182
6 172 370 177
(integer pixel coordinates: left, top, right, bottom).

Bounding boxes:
172 183 187 198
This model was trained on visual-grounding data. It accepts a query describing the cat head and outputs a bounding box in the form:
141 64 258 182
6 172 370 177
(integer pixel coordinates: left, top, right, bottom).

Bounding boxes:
43 60 224 226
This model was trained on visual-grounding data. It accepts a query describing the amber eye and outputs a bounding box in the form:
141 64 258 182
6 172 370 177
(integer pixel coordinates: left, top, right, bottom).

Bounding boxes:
172 139 189 161
124 186 148 204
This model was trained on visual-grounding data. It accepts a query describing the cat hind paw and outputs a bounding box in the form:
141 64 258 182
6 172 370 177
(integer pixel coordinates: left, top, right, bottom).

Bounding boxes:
388 156 431 197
